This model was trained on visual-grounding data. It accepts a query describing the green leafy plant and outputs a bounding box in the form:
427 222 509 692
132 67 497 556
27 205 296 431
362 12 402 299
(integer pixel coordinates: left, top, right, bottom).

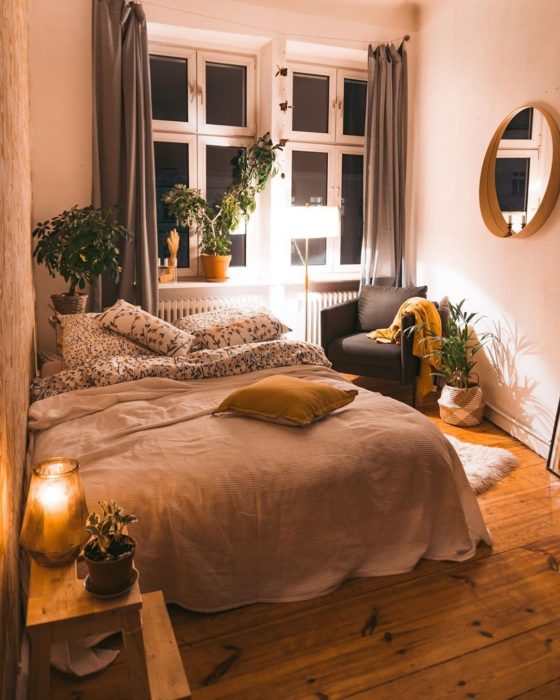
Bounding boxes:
404 299 495 389
32 205 132 295
85 501 138 560
163 133 285 256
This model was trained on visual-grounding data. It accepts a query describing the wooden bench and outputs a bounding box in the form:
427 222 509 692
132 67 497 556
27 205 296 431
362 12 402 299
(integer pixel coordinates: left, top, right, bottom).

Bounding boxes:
25 559 190 699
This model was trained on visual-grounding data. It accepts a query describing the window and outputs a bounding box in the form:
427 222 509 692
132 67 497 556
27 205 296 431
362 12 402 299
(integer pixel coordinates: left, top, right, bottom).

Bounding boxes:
290 149 330 266
149 44 256 276
495 107 550 225
198 137 251 267
286 62 367 273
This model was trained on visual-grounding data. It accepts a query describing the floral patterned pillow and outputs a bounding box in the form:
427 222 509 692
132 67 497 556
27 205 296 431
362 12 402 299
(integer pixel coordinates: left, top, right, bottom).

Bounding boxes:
98 299 199 357
174 308 291 350
58 312 153 370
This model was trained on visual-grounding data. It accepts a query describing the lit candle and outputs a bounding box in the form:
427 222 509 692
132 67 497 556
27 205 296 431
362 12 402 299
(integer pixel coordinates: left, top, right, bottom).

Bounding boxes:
20 458 89 567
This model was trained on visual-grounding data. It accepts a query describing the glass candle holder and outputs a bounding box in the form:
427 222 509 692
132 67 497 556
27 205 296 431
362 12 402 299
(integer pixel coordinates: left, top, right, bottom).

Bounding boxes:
20 458 89 567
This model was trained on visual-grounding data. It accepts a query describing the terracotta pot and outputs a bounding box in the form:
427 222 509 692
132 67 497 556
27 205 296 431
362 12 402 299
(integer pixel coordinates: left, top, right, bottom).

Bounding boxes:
200 254 231 282
51 293 88 315
438 383 485 427
84 536 136 596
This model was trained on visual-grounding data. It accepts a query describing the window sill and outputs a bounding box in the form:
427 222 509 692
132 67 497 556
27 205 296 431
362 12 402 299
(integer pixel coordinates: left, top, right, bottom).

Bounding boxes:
159 271 360 291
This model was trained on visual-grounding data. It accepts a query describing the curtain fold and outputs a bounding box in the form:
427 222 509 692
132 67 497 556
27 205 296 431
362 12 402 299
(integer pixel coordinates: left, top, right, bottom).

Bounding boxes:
361 41 408 287
91 0 158 314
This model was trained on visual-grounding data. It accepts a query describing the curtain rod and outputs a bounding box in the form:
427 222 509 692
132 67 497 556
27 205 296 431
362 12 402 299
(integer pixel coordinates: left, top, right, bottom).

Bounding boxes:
370 34 410 47
142 1 411 47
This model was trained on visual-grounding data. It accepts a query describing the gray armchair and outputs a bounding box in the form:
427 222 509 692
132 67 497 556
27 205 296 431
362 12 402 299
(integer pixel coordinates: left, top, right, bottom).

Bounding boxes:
321 285 439 406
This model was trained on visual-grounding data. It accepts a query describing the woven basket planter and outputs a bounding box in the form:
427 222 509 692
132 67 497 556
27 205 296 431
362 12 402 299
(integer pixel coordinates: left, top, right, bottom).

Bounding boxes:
51 293 88 315
438 384 485 427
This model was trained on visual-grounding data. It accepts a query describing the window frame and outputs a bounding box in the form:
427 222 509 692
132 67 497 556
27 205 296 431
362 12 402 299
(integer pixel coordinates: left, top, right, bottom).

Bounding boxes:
149 44 197 134
196 51 256 137
197 135 255 275
335 68 368 145
287 62 337 144
335 146 365 271
153 132 199 277
285 143 364 276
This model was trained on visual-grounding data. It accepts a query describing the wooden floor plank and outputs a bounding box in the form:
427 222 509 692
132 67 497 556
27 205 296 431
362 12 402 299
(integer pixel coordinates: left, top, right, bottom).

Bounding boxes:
348 621 560 700
181 543 560 699
50 380 557 700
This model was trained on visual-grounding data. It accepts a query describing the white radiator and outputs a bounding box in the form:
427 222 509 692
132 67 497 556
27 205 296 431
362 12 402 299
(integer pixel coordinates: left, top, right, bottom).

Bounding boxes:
304 290 359 346
157 294 264 323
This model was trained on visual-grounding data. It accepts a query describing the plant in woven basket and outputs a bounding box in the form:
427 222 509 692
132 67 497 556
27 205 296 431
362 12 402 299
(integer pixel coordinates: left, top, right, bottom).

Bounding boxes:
32 205 131 313
405 300 495 426
163 133 284 281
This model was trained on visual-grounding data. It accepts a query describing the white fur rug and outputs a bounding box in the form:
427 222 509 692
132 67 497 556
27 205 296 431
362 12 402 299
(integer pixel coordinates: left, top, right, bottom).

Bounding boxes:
445 434 518 495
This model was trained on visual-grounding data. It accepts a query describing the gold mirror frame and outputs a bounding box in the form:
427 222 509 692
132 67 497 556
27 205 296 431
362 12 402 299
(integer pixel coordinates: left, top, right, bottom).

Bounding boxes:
479 105 560 238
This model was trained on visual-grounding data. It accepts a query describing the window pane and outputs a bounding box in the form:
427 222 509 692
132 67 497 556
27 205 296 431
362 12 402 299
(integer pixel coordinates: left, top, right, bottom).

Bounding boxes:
150 55 188 122
291 150 328 266
495 157 530 212
341 154 364 264
206 62 247 127
292 72 330 134
343 79 367 137
154 142 190 268
503 108 533 140
206 145 246 266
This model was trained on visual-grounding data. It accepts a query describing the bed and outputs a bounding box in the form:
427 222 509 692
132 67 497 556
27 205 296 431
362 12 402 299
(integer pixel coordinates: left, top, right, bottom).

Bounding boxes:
29 327 491 612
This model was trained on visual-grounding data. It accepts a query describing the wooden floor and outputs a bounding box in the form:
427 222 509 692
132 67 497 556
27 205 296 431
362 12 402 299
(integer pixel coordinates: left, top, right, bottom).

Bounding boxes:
51 379 560 700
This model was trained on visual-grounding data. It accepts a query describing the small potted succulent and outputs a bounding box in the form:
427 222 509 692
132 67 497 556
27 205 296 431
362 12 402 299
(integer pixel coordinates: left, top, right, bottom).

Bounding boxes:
163 133 284 282
84 501 138 596
32 205 131 314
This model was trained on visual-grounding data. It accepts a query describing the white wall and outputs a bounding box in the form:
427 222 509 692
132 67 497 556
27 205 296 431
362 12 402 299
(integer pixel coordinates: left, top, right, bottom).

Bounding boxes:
30 0 92 354
411 0 560 456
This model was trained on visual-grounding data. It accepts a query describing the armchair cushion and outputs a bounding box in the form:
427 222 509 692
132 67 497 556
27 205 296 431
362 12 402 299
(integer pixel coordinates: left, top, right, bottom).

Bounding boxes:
357 285 428 332
328 332 402 380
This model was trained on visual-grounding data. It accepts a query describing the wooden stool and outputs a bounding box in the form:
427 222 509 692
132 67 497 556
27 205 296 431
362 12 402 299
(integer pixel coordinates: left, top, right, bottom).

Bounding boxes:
25 559 190 699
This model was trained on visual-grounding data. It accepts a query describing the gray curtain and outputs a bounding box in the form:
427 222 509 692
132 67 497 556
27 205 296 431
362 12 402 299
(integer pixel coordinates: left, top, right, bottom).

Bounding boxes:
91 0 158 314
361 41 408 287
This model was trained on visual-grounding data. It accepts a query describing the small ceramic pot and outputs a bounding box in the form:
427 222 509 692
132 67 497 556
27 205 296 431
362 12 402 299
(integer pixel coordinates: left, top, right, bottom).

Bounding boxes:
84 536 136 596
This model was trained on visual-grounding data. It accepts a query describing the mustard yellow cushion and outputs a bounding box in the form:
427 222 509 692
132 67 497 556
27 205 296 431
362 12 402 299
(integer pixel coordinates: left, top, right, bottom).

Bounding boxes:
213 375 358 426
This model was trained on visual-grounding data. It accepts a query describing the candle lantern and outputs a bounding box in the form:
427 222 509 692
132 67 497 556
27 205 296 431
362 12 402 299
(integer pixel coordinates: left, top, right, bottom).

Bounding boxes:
20 458 89 567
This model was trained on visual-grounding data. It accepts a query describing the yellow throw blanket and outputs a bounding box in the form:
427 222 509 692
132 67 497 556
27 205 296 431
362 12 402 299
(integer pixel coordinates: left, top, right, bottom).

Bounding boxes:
367 297 442 402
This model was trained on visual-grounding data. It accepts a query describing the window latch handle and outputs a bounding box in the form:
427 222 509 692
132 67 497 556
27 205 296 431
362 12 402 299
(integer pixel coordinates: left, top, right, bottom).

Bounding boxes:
188 81 196 103
197 85 204 106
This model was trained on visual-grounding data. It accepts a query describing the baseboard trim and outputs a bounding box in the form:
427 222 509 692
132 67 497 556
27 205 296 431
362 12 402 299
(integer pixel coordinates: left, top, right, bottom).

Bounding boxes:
485 402 550 458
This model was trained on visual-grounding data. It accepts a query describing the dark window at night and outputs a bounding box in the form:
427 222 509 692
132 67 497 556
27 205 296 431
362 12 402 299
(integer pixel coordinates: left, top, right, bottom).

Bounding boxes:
154 141 190 268
343 79 367 137
292 72 330 134
150 55 188 123
206 145 246 266
502 108 533 140
495 157 530 212
340 154 363 264
206 63 247 127
290 150 328 266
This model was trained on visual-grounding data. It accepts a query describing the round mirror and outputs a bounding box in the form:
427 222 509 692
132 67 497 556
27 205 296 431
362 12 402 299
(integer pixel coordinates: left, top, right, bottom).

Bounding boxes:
480 105 560 238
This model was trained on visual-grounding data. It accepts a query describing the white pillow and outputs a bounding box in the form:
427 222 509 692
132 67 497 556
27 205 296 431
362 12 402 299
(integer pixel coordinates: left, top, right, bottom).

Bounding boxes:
98 299 199 357
174 308 291 350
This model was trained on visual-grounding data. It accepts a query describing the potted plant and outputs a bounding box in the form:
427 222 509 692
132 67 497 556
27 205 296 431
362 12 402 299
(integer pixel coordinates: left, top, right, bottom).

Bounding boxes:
84 501 138 596
406 299 495 426
163 133 284 282
32 205 131 314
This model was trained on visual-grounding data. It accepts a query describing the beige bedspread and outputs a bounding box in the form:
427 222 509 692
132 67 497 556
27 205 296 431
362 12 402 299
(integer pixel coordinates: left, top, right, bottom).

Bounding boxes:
28 364 491 612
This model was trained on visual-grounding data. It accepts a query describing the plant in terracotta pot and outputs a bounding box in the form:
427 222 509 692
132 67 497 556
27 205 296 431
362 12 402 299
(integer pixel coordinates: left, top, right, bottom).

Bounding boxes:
32 205 131 314
84 501 138 596
163 133 284 282
406 299 495 426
